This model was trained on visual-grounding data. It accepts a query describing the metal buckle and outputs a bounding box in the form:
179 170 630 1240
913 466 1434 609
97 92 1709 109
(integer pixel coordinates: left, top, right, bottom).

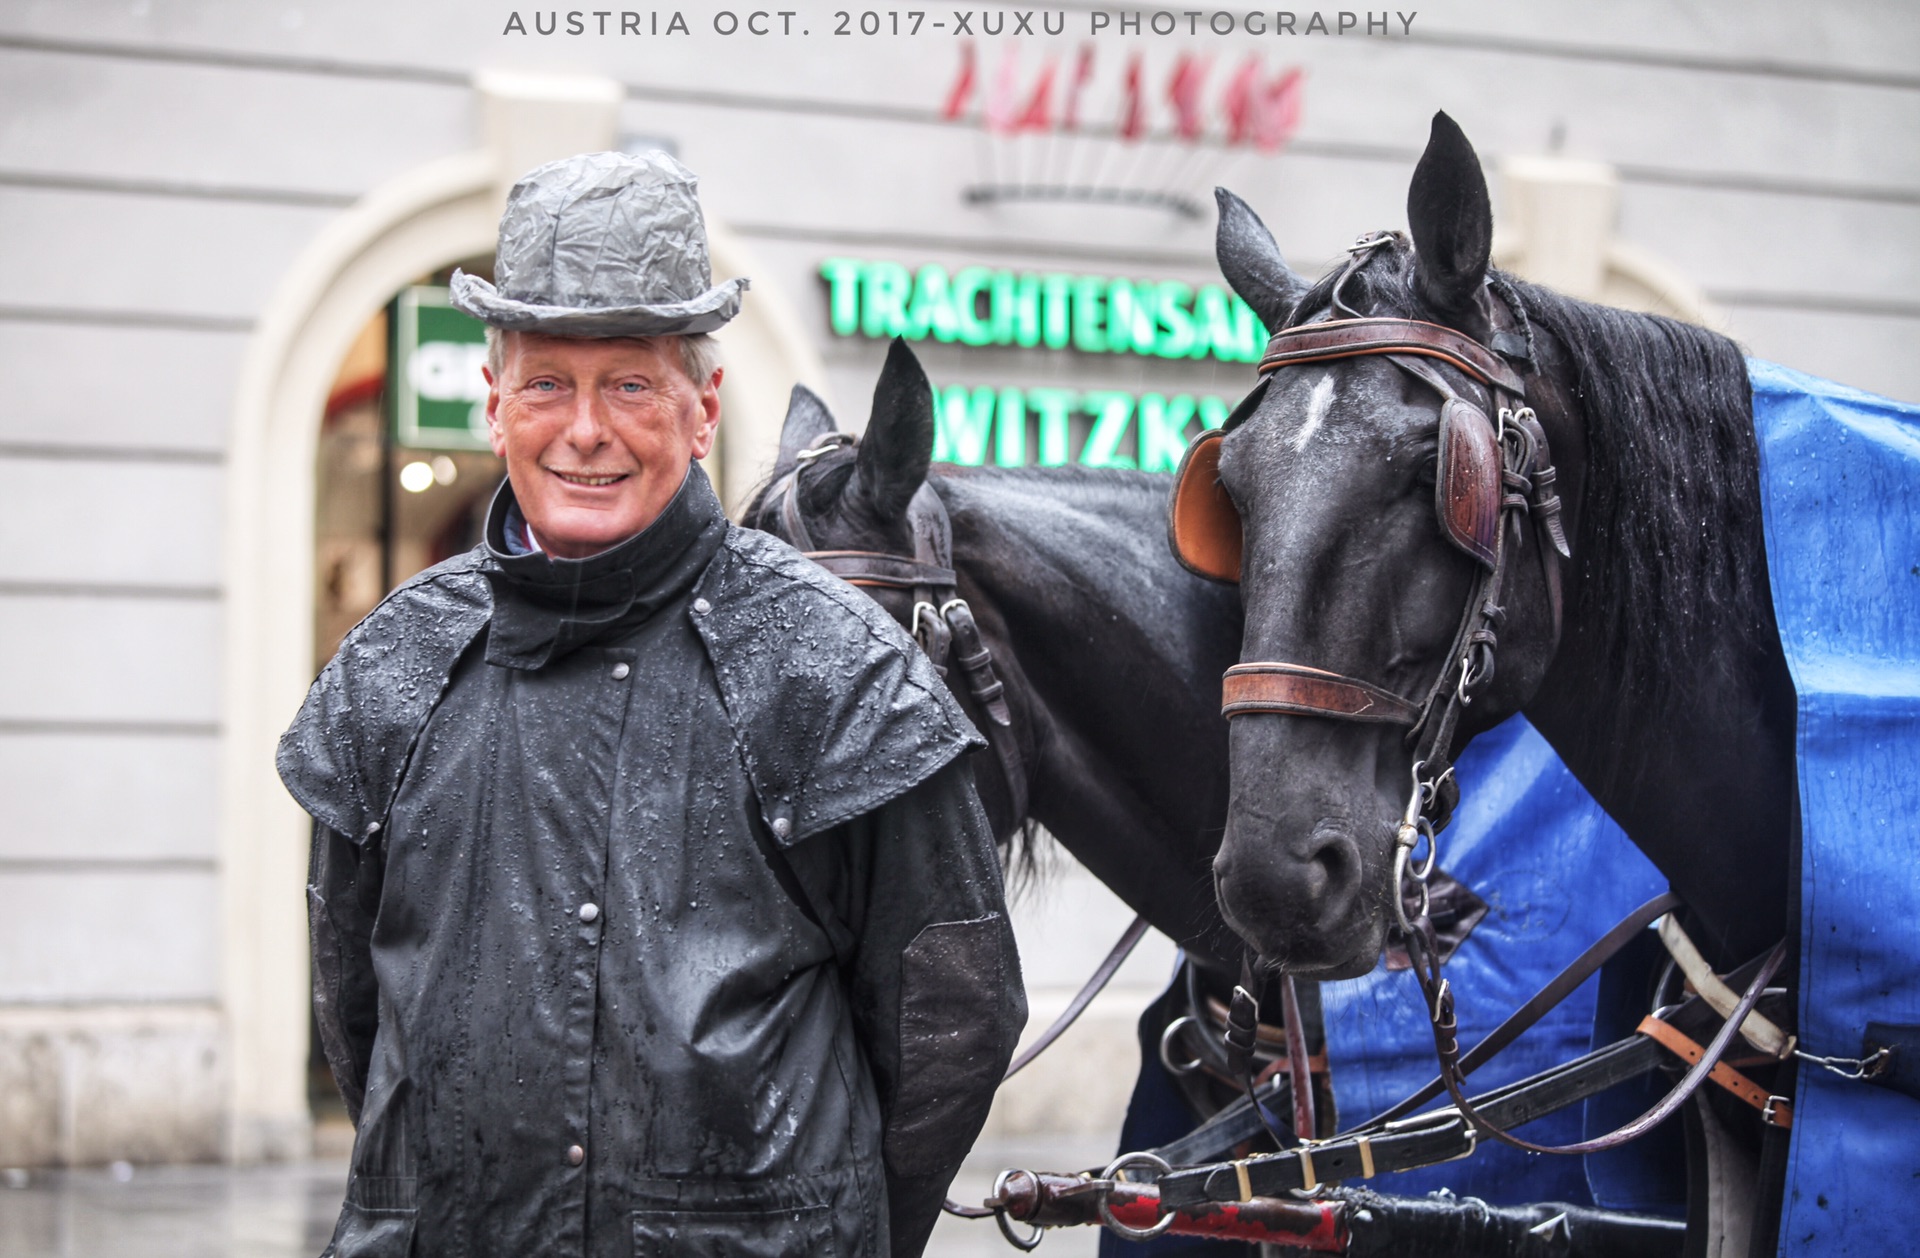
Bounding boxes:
989 1168 1046 1252
1096 1152 1175 1241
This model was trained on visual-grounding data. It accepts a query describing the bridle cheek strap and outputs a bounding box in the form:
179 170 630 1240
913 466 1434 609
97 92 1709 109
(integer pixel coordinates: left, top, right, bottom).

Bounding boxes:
1223 663 1418 726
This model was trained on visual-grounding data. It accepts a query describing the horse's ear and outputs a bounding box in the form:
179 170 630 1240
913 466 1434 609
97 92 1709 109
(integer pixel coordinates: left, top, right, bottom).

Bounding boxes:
1407 111 1493 316
855 338 934 521
777 383 839 465
1214 188 1310 330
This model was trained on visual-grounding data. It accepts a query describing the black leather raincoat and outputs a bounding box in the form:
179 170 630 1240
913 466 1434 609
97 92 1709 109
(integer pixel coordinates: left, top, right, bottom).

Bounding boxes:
279 466 1025 1258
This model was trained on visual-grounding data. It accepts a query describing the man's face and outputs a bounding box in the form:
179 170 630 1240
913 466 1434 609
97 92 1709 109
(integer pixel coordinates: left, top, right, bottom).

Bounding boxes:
484 332 721 559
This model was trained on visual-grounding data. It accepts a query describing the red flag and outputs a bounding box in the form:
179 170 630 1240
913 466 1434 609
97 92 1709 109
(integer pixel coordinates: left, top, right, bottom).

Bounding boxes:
1119 52 1145 140
943 42 976 121
1166 53 1211 140
1254 67 1304 153
1221 54 1262 146
986 45 1022 134
1061 44 1096 131
1014 56 1059 132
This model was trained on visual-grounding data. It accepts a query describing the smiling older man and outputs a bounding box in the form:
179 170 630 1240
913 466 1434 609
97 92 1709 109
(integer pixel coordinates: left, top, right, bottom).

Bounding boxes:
279 151 1023 1258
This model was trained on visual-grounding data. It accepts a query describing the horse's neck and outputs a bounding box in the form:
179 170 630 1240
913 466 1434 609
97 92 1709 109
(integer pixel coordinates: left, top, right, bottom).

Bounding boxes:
935 469 1246 965
1524 470 1799 969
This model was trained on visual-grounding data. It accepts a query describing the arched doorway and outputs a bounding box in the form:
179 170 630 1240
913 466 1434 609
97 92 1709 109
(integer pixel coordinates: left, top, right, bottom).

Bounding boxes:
216 73 823 1160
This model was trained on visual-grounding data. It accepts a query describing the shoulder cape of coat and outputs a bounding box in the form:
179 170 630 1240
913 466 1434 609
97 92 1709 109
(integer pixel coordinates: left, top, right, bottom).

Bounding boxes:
277 524 984 848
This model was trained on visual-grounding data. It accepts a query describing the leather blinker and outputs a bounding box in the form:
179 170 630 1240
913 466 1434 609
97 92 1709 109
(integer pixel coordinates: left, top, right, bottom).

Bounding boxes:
1435 397 1501 568
1168 427 1243 583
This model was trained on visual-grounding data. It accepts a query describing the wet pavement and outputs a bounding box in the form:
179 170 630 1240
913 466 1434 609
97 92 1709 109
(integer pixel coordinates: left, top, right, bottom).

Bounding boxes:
0 1137 1110 1258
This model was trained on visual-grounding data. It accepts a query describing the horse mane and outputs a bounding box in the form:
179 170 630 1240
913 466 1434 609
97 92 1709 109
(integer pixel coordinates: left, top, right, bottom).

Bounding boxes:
1289 244 1772 747
1505 278 1771 712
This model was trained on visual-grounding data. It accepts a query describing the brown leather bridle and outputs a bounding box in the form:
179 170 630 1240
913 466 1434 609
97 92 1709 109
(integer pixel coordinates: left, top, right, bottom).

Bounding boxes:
761 437 1029 828
1171 235 1572 916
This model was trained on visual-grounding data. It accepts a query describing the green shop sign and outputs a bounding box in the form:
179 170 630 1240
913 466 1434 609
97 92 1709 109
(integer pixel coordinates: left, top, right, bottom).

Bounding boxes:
391 285 492 451
821 258 1267 364
934 384 1231 472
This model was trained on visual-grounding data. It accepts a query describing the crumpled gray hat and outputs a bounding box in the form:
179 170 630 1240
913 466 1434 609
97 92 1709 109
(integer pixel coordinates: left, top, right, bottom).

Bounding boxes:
449 150 747 337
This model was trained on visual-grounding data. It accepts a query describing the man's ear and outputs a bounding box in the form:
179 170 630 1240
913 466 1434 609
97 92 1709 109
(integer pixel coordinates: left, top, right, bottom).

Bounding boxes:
483 364 508 459
692 366 723 460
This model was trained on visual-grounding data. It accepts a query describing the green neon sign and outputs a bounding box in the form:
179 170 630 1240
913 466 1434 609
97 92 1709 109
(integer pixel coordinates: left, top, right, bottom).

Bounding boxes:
391 285 492 452
932 383 1231 471
821 258 1267 364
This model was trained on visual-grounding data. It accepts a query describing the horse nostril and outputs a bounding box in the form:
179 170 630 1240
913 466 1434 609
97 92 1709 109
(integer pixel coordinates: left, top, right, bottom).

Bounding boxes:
1304 833 1355 909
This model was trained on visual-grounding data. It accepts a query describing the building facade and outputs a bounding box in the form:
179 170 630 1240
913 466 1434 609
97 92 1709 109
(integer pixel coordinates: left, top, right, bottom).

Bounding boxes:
1 0 1915 1165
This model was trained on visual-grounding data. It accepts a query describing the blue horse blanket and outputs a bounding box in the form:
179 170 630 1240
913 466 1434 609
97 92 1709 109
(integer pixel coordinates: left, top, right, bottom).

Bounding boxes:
1117 363 1920 1245
1750 360 1920 1254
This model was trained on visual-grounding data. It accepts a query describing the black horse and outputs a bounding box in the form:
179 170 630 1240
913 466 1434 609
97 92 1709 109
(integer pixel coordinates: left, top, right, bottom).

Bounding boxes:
745 341 1248 970
1197 113 1797 1251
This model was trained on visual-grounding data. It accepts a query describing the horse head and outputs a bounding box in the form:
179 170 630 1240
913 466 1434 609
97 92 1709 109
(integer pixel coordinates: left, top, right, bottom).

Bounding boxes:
1193 114 1586 977
747 339 1041 842
756 339 935 615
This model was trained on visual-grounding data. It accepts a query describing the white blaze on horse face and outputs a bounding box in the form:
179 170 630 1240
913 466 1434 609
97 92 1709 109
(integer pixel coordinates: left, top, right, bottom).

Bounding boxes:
1289 373 1337 452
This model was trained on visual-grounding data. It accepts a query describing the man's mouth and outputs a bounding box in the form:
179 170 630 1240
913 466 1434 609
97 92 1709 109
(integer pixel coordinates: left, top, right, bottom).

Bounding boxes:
547 468 631 487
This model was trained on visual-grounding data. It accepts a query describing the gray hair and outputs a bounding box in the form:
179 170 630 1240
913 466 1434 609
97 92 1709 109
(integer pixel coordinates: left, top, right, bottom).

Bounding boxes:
484 327 720 386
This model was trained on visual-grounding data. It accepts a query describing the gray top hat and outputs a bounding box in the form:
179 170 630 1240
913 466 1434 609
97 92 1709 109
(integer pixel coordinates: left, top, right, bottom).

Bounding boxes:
449 150 748 338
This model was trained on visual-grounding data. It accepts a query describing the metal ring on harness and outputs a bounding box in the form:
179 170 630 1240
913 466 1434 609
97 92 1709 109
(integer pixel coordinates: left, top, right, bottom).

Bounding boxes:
991 1169 1046 1251
1097 1152 1176 1240
910 601 941 642
1158 1015 1204 1076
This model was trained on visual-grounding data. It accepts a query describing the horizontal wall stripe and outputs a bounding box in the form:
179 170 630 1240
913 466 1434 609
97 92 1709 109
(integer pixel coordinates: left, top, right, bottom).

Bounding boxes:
0 719 219 737
0 304 254 333
0 858 217 874
0 31 465 86
0 582 221 602
1406 28 1920 92
0 442 224 465
1710 290 1920 319
0 168 357 208
1616 163 1920 207
729 221 1223 270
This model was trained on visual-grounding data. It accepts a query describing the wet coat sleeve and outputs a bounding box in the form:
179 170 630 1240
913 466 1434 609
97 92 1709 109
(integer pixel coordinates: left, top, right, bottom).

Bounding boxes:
307 820 384 1124
791 758 1027 1258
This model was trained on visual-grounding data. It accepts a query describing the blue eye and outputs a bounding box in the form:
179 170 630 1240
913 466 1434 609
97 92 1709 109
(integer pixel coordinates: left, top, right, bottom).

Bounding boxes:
531 380 558 392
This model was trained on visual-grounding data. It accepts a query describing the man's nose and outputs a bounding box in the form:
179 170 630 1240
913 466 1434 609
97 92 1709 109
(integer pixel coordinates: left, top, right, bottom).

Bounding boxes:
563 391 611 450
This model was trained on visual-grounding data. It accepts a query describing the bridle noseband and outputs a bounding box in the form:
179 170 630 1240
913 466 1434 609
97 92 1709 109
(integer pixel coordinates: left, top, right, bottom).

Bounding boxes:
1189 236 1573 929
762 439 1029 827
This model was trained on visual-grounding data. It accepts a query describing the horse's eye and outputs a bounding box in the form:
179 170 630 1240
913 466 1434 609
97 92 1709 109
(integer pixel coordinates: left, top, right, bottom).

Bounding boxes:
1415 454 1439 488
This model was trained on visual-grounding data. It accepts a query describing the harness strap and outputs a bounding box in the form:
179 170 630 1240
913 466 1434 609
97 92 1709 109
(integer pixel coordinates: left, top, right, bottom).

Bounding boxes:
1657 913 1796 1059
1637 1016 1793 1128
1358 890 1683 1130
1417 931 1789 1156
1003 915 1150 1079
1221 662 1419 725
802 551 957 590
1257 317 1527 396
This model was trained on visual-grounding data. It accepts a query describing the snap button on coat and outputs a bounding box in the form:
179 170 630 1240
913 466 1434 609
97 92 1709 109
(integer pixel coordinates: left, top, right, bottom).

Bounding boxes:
577 902 599 923
610 661 630 680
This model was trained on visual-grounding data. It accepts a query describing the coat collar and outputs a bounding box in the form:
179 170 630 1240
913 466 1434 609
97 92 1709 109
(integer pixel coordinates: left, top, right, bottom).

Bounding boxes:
482 463 727 669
